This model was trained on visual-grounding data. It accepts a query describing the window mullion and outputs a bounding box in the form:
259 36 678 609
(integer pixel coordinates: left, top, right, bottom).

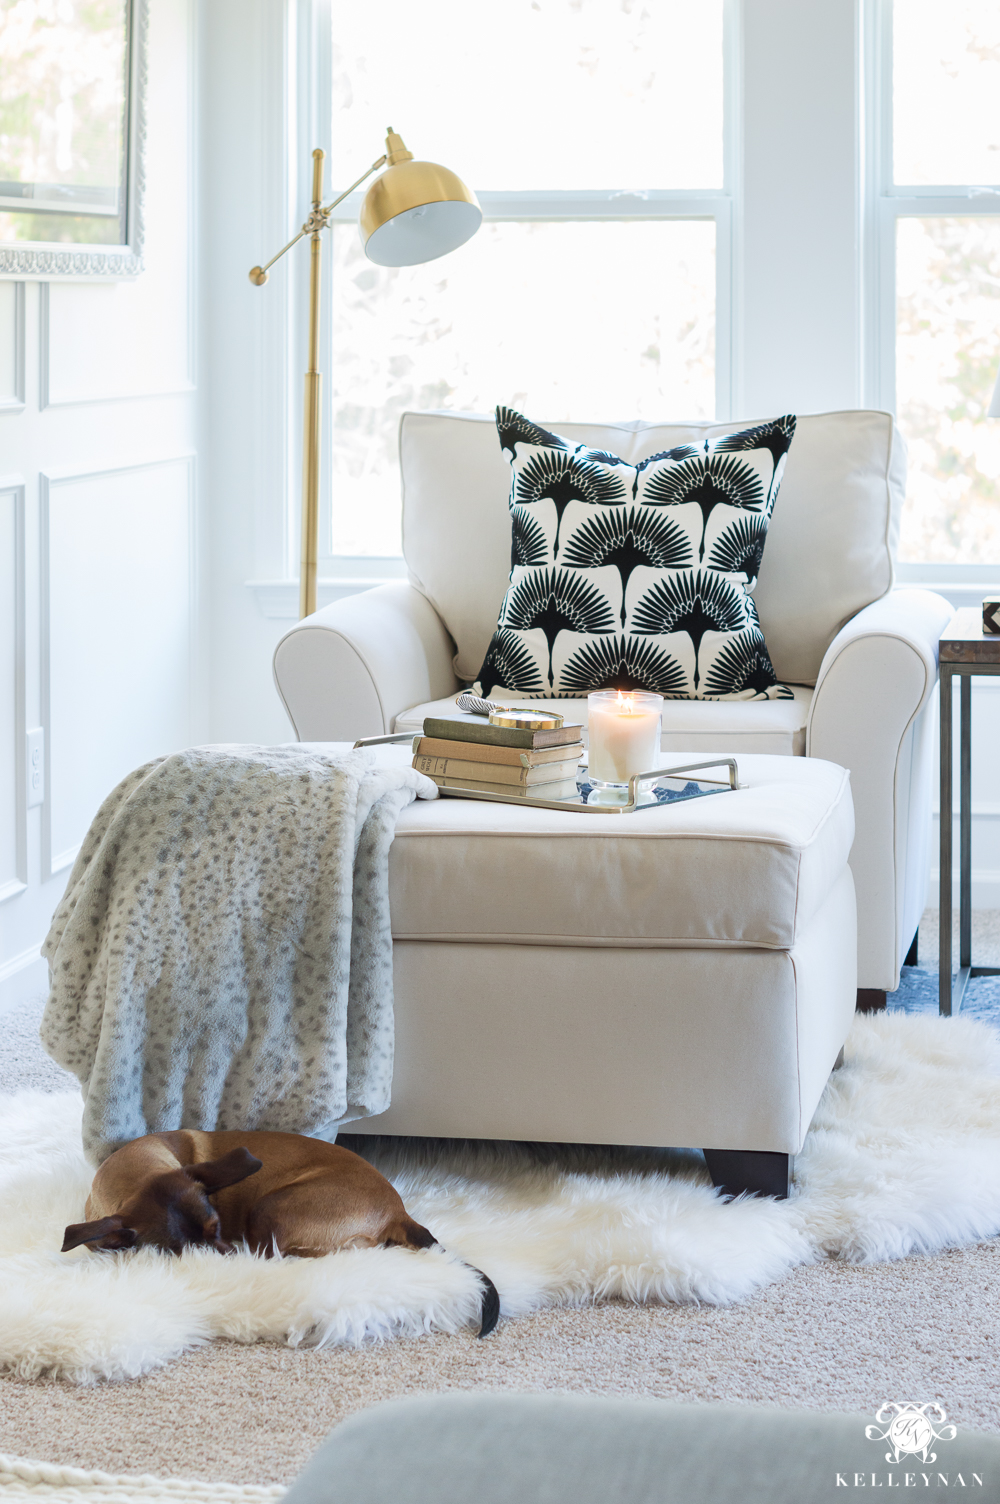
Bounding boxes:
875 196 897 414
714 197 734 421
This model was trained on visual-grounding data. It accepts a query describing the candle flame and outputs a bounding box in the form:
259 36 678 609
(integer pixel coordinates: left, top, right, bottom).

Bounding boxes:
617 690 635 715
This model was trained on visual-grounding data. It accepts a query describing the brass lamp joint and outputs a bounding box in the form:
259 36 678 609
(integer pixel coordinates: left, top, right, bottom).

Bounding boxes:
385 128 413 165
302 205 332 236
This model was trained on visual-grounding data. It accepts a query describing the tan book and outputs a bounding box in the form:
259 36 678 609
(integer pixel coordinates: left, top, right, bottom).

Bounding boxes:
428 774 579 800
414 735 584 768
414 755 581 786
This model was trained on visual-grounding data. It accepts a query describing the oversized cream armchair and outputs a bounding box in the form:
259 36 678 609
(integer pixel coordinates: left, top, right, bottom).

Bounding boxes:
274 410 952 1005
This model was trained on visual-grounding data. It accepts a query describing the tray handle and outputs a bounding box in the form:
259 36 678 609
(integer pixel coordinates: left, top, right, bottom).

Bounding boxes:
627 757 740 800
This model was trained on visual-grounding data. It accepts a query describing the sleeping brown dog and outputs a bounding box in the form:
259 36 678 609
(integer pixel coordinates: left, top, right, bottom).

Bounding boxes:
61 1128 500 1337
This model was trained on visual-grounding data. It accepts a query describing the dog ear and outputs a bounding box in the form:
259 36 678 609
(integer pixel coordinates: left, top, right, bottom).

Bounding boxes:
185 1147 263 1195
61 1216 138 1252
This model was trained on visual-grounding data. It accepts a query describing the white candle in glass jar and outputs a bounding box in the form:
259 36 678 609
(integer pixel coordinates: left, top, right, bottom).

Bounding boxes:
587 690 663 785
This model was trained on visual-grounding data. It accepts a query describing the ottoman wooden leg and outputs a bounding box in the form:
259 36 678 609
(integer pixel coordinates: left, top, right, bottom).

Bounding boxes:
856 988 886 1012
703 1148 791 1200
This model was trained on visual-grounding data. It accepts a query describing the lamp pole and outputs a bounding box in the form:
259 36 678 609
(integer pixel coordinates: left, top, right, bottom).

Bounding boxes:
301 148 325 621
250 147 387 620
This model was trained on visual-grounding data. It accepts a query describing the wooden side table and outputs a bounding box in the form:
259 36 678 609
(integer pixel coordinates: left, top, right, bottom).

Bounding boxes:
939 608 1000 1014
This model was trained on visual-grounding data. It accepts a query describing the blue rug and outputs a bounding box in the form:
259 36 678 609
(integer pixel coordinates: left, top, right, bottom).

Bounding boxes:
889 966 1000 1025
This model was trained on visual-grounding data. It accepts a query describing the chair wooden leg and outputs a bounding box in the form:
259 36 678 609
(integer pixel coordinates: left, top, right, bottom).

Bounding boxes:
703 1148 791 1200
856 988 886 1012
904 928 919 968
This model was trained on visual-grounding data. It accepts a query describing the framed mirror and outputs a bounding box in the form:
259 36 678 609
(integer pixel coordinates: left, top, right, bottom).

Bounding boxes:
0 0 147 278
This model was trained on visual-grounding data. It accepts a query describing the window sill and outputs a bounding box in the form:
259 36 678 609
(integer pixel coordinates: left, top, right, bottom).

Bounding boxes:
248 558 406 619
895 561 1000 612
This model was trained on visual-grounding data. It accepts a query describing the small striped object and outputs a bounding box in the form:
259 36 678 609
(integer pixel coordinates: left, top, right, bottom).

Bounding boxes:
984 597 1000 636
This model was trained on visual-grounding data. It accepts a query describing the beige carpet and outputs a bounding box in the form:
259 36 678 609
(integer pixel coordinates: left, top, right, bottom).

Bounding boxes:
2 1241 999 1486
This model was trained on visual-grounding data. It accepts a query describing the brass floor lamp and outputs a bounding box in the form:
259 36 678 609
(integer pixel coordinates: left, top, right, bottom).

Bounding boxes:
250 131 482 620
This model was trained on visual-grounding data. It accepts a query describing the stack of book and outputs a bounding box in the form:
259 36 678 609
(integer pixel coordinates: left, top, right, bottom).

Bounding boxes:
413 716 585 800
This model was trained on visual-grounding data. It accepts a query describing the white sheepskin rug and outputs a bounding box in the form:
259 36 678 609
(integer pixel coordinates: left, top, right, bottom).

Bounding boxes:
2 1012 999 1385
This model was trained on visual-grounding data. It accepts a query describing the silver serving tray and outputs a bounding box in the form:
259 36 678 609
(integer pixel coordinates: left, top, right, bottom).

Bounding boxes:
354 735 739 815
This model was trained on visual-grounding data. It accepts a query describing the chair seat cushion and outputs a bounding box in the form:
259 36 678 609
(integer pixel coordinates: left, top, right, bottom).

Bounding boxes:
393 685 813 758
388 751 852 950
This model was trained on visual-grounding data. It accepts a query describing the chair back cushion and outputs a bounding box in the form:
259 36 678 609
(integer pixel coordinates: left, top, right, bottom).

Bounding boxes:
400 409 904 687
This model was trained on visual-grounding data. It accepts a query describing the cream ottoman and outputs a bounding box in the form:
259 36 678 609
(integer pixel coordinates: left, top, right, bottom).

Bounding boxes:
345 750 856 1199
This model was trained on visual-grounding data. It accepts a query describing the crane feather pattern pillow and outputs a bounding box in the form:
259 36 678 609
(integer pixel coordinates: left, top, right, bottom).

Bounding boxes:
474 407 797 701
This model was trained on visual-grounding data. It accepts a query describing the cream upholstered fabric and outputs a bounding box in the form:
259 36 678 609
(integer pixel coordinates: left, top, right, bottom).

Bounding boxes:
273 411 948 991
353 877 857 1153
807 588 953 993
314 744 857 1155
395 687 813 757
400 409 904 688
388 753 852 949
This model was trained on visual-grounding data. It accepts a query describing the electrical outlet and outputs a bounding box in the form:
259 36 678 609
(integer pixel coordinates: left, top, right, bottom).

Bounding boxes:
26 727 44 809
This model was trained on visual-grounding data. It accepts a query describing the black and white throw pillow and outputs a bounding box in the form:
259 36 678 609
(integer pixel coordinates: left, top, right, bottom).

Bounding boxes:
475 407 796 702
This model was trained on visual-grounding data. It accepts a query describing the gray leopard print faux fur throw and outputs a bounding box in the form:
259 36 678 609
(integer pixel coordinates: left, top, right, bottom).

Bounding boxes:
40 745 437 1165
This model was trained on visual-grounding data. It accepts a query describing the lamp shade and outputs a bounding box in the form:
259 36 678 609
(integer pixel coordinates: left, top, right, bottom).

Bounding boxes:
360 130 481 267
989 363 1000 419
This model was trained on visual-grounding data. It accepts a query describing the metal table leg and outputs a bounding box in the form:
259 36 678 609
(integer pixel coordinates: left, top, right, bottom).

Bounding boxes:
939 666 953 1015
956 672 973 1010
936 621 1000 1015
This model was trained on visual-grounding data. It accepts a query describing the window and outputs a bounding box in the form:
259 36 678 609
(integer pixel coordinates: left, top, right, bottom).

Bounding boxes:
324 0 729 557
874 0 1000 563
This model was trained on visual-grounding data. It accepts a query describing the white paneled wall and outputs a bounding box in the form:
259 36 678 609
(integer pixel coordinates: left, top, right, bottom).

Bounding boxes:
43 459 195 879
0 285 24 410
0 0 201 1014
0 487 25 908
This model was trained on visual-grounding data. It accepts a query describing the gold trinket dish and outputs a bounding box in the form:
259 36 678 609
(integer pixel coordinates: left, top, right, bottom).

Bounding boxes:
488 709 565 730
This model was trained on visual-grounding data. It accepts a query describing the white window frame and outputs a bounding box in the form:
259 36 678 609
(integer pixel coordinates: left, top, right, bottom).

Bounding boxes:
864 0 1000 586
287 0 738 594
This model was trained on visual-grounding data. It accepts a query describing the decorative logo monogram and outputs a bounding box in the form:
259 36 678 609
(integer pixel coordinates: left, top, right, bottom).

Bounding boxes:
866 1403 958 1464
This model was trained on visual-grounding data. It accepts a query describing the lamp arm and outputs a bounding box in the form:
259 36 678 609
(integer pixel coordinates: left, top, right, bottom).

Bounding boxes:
321 155 387 216
252 227 308 281
249 155 388 285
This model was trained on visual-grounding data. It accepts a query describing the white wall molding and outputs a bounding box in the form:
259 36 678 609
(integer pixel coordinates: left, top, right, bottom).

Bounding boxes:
40 453 197 881
0 481 27 905
39 272 195 409
0 284 26 414
0 942 41 986
0 942 48 1017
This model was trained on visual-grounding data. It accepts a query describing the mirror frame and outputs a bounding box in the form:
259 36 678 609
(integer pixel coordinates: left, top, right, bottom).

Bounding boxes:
0 0 147 280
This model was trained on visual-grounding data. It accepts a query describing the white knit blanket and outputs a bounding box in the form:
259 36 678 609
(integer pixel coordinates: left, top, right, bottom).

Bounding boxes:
40 745 435 1165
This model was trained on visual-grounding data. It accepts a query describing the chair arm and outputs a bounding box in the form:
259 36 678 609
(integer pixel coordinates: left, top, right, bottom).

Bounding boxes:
273 581 459 741
806 588 954 990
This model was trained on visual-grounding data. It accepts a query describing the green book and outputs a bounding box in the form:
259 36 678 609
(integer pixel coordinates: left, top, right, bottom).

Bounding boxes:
423 716 584 750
